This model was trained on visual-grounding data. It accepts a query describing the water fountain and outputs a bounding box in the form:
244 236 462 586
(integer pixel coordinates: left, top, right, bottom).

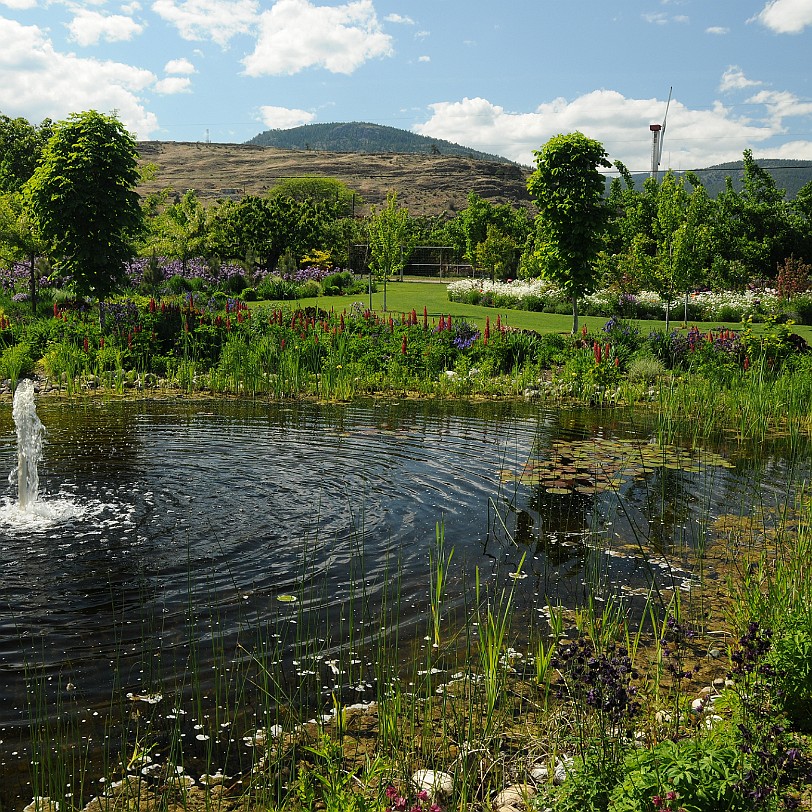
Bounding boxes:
10 379 44 510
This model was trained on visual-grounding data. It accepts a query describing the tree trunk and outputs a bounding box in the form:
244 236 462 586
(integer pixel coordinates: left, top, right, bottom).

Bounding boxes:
28 253 37 316
683 291 689 327
664 298 670 333
571 295 579 334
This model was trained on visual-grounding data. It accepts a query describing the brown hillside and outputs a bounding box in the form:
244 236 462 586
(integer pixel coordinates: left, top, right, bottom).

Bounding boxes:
136 141 533 216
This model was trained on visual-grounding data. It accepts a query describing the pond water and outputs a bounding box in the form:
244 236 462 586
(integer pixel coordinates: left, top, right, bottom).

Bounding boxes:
0 397 806 807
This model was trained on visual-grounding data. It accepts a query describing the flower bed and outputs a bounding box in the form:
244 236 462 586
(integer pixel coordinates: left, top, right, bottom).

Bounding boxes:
446 278 809 323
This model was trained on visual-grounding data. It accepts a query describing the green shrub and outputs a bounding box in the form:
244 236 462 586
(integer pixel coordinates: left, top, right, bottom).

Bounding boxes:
322 271 353 295
256 275 298 300
770 615 812 731
0 342 34 383
43 341 85 383
627 354 665 383
221 273 246 294
164 275 192 294
298 280 322 298
610 737 748 812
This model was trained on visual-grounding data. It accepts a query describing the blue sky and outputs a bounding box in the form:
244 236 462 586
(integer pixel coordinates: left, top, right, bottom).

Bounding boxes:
1 0 811 171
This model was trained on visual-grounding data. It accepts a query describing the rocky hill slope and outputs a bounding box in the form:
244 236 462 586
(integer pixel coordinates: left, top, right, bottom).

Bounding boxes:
136 141 533 216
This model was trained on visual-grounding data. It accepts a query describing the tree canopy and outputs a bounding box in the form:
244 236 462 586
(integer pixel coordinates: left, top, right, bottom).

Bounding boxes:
527 132 611 332
25 110 144 307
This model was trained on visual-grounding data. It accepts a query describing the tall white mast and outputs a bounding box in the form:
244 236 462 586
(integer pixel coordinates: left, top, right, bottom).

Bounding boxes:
650 87 673 180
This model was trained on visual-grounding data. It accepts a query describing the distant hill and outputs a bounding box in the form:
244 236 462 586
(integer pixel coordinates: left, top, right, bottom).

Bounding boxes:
246 122 516 165
621 158 812 198
136 140 812 218
136 141 533 215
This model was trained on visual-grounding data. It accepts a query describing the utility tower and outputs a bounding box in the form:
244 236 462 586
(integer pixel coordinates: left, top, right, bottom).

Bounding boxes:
649 87 672 180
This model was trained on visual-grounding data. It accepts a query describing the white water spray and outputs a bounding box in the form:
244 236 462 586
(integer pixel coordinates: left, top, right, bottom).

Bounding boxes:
11 379 44 510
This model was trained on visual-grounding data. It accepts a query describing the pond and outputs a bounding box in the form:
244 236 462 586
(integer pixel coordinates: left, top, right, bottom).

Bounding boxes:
0 396 806 808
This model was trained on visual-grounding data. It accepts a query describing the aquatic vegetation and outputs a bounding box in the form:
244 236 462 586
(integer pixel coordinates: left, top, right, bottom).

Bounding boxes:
501 437 732 496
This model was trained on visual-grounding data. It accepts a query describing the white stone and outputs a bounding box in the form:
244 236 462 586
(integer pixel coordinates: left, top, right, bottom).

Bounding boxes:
494 784 536 810
529 764 549 783
553 760 569 785
411 769 454 799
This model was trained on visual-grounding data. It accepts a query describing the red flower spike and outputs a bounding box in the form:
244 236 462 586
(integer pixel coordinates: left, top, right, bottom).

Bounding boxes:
401 335 407 355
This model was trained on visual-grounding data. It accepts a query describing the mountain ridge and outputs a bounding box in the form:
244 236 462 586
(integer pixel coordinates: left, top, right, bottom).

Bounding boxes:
246 121 518 166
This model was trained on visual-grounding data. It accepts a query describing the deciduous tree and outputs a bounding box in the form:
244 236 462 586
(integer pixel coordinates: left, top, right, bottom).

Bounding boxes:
367 192 414 311
25 110 143 319
527 132 611 332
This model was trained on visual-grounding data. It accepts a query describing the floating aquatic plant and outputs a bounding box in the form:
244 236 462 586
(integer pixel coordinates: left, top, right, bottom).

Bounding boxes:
501 437 734 496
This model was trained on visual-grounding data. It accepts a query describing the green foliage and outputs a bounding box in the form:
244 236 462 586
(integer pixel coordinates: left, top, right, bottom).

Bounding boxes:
610 737 749 812
26 110 144 303
322 271 354 295
0 341 33 383
256 275 299 300
551 754 623 812
527 132 611 332
43 341 85 385
268 176 360 217
0 114 52 193
209 194 335 273
145 189 209 272
770 618 812 730
367 192 415 310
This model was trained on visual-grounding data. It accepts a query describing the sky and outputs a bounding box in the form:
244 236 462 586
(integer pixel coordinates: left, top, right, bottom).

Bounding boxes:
1 0 811 172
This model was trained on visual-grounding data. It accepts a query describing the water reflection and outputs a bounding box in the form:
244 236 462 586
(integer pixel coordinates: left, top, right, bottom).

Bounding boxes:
0 397 807 805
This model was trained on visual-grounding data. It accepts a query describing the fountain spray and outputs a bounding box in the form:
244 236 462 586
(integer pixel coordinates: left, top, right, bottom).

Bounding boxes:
11 379 44 510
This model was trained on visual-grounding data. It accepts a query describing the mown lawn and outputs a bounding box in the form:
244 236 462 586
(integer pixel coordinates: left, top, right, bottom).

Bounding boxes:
266 279 812 344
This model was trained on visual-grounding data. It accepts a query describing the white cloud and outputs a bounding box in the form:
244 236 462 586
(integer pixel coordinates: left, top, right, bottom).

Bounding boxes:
752 0 812 33
152 0 259 47
257 104 315 129
746 89 812 127
67 10 145 46
0 0 38 9
164 57 196 73
418 54 430 62
242 0 392 76
643 10 689 24
384 13 413 24
719 66 763 92
0 17 158 137
412 91 787 169
154 76 191 93
706 26 729 34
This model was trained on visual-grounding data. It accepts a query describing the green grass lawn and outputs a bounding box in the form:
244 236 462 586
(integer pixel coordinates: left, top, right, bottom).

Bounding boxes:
263 279 812 343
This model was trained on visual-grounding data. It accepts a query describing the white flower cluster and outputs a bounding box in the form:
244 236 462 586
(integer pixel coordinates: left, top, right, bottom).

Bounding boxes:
447 278 784 321
446 278 559 300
